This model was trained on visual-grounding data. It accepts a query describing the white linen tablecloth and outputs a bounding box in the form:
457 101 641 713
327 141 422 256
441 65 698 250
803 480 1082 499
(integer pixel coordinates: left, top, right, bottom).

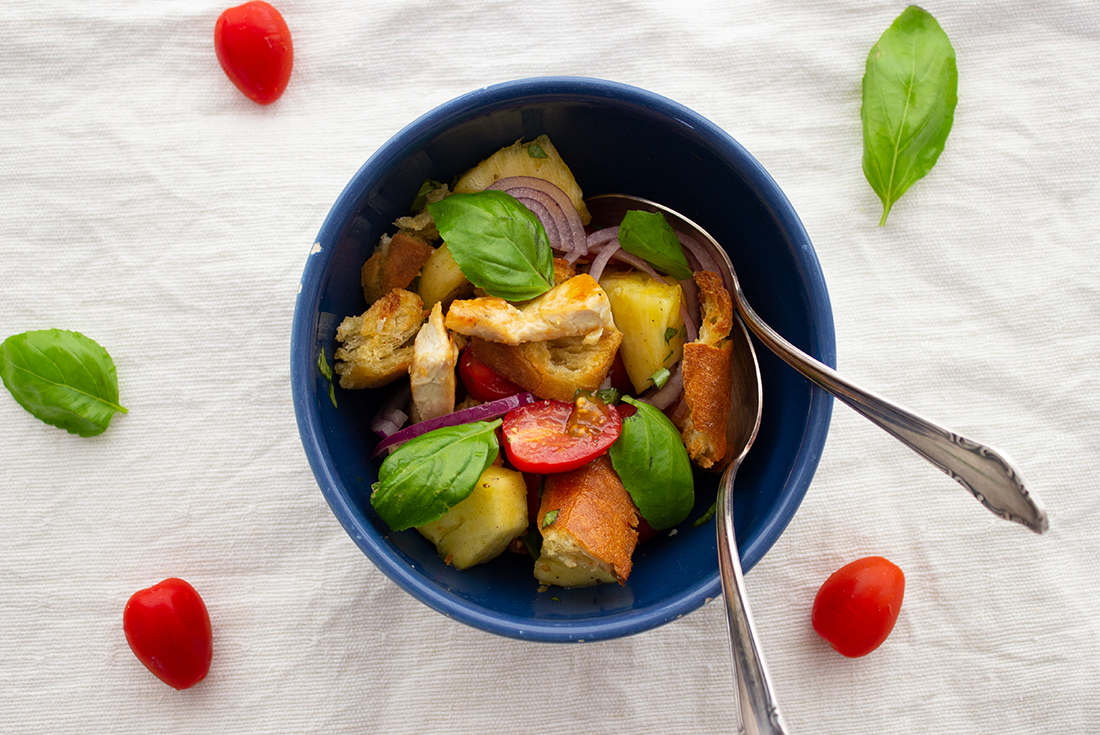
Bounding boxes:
2 2 1098 733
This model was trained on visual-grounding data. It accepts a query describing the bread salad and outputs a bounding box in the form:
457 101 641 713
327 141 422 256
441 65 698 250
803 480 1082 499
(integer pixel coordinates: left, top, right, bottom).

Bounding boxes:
331 136 736 588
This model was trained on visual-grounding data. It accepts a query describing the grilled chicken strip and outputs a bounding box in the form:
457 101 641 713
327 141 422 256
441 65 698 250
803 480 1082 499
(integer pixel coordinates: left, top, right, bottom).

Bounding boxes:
409 302 459 422
444 274 615 346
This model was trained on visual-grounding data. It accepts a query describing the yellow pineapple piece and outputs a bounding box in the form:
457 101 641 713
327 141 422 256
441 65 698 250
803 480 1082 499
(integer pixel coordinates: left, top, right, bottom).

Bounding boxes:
453 135 591 224
598 270 685 394
417 466 529 570
417 243 473 310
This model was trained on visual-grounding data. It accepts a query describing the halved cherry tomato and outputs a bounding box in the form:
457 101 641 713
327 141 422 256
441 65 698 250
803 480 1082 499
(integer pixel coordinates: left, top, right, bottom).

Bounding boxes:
123 578 213 689
458 347 524 402
812 556 905 658
214 2 293 105
502 396 622 473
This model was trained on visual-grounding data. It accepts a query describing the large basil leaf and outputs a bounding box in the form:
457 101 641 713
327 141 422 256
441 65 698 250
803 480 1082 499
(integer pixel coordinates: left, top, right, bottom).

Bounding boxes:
618 210 692 281
607 396 694 530
0 329 127 437
862 5 957 225
427 191 554 301
371 419 502 531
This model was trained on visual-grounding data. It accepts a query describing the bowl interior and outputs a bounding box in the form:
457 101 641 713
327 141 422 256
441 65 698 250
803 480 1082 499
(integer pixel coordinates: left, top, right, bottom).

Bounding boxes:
292 78 835 642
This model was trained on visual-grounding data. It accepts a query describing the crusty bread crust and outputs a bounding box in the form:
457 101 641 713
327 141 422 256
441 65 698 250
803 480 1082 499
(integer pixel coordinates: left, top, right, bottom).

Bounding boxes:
678 271 734 469
334 289 424 389
360 231 435 305
535 456 639 587
467 327 623 402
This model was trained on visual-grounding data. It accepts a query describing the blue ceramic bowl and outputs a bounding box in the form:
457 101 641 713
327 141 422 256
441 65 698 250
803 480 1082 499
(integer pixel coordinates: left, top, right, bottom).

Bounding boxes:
292 77 835 643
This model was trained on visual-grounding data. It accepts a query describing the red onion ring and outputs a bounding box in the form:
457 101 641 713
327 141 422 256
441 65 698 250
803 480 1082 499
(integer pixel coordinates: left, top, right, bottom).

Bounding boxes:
639 363 684 410
586 239 621 283
372 391 537 457
487 177 587 257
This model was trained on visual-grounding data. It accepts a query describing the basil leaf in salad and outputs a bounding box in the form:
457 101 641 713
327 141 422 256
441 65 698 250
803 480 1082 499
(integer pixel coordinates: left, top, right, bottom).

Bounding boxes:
371 419 502 531
607 396 694 530
0 329 127 437
862 5 957 225
617 210 693 281
317 346 337 408
428 190 555 302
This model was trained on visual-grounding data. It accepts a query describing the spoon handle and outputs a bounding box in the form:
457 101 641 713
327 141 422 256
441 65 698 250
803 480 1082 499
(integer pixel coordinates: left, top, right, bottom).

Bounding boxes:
718 467 790 735
735 295 1048 534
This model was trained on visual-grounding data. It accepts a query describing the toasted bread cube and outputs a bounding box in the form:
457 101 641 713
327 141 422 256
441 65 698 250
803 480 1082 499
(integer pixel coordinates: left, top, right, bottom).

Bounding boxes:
417 243 473 310
417 466 528 570
534 456 638 587
360 230 435 305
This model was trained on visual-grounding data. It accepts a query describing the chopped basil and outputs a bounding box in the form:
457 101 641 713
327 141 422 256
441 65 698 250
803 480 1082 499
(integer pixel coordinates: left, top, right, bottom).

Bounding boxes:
542 509 560 528
428 191 555 302
526 142 548 159
1 329 127 437
410 178 443 213
664 326 679 344
607 396 694 530
862 6 957 225
617 210 693 281
317 346 337 408
371 420 502 531
649 367 671 389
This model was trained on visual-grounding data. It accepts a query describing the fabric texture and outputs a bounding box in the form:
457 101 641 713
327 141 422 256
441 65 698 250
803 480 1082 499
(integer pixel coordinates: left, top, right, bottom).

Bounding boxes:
2 2 1098 733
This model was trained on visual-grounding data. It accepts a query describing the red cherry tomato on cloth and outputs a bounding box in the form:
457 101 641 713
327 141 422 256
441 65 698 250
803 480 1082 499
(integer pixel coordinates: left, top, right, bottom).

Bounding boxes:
458 348 524 402
214 2 293 105
812 556 905 658
123 578 213 690
503 396 622 474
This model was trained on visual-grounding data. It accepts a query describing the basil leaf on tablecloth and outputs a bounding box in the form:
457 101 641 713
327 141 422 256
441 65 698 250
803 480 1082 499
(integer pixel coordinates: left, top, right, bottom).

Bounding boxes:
428 190 554 302
0 329 127 437
862 5 958 225
607 396 694 530
371 419 502 531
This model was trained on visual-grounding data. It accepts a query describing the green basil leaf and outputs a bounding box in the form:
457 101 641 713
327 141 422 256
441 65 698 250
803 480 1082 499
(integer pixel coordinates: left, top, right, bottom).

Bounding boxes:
411 178 443 213
428 191 554 301
371 419 502 531
607 396 694 530
317 346 337 408
862 5 957 225
617 210 693 281
0 329 127 437
526 142 548 159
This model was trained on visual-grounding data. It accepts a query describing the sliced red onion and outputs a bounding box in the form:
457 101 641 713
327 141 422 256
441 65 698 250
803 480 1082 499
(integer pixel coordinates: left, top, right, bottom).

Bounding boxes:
371 382 411 437
487 177 587 257
372 391 537 457
676 231 733 295
586 239 621 283
586 226 618 251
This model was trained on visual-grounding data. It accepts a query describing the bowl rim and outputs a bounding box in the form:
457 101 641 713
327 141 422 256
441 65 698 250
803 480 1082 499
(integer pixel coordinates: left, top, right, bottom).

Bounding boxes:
291 76 836 642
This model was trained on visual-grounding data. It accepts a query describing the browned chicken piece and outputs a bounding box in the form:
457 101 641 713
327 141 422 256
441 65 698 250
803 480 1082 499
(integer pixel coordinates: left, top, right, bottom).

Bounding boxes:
333 289 424 389
444 274 615 346
408 302 459 422
678 270 735 469
360 230 435 305
534 456 639 587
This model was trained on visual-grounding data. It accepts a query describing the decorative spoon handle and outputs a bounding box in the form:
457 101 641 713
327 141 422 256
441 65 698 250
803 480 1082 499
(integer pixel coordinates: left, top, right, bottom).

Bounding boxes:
718 466 789 735
734 291 1048 534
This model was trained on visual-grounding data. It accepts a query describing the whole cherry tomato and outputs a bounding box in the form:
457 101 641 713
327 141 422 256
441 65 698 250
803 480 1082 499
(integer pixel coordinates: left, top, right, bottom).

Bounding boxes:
123 578 213 690
214 2 293 105
503 396 622 474
812 556 905 658
458 347 524 402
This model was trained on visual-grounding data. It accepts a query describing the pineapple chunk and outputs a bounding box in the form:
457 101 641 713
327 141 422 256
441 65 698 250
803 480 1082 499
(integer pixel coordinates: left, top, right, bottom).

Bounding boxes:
453 135 591 224
417 243 473 310
417 466 528 570
598 270 685 394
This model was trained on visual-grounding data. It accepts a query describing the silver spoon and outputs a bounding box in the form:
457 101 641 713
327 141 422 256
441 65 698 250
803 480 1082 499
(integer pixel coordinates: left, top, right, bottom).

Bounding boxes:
587 194 1048 536
588 195 785 734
